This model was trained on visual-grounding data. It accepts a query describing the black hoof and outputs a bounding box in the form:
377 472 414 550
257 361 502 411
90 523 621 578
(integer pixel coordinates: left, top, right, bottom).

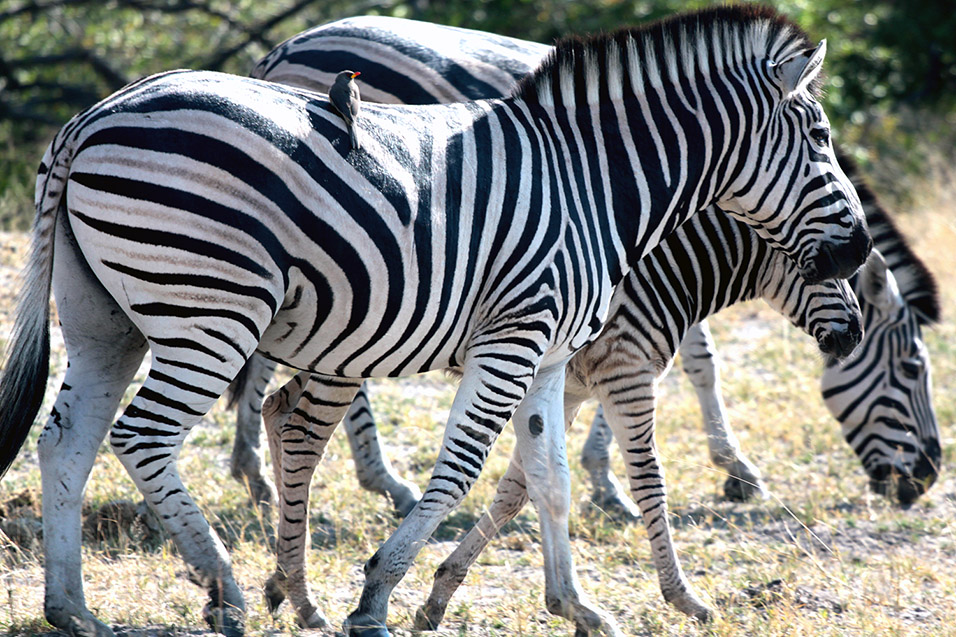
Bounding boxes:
723 475 765 502
203 603 244 637
413 606 442 631
345 613 390 637
263 574 286 614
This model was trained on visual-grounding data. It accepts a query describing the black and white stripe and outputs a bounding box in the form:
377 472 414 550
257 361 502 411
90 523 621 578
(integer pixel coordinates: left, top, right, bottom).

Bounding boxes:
0 7 869 636
265 203 864 627
242 14 940 512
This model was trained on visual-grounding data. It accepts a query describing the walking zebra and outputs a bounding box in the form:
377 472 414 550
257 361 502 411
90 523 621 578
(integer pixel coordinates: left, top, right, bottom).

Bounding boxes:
0 6 870 636
263 203 865 628
242 14 941 512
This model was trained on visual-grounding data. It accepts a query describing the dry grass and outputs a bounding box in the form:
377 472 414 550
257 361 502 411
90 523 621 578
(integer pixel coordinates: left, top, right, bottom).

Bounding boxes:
0 178 954 636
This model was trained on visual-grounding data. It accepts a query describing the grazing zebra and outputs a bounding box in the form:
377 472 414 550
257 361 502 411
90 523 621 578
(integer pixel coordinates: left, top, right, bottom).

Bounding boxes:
587 156 942 510
262 200 865 627
0 6 870 637
243 14 941 513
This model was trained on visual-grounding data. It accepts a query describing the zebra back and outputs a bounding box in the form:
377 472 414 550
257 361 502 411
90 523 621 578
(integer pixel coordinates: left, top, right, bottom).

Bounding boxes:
252 15 549 103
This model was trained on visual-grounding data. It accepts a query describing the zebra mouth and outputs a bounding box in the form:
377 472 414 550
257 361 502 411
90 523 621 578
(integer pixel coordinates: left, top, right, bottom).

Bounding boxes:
816 322 861 360
867 465 936 507
802 224 873 283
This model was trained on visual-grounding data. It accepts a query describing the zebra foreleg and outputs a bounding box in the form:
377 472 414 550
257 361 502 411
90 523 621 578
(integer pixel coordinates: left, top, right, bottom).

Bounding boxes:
579 406 641 522
344 383 422 517
229 354 279 511
263 372 362 629
344 345 539 636
678 322 767 501
595 371 712 621
511 364 621 636
416 389 587 631
109 354 249 637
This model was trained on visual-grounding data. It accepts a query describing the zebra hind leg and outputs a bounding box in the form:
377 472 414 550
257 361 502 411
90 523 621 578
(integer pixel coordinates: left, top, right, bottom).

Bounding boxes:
263 373 363 629
344 382 422 517
109 352 252 636
37 213 152 636
38 282 149 636
579 405 641 522
414 451 531 630
229 354 279 511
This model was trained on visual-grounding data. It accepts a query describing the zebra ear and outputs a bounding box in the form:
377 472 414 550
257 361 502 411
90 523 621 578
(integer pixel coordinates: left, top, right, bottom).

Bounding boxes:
770 39 826 95
859 250 904 314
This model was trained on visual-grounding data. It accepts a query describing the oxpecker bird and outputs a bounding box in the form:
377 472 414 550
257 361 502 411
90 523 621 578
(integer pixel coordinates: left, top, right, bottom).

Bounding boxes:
330 70 362 150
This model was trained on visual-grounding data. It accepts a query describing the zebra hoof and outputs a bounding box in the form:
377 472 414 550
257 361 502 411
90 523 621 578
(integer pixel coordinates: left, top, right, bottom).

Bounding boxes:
263 572 287 614
296 607 329 629
202 602 245 637
723 475 767 502
585 493 641 524
413 605 443 631
344 612 390 636
390 482 422 517
666 591 712 623
45 608 114 637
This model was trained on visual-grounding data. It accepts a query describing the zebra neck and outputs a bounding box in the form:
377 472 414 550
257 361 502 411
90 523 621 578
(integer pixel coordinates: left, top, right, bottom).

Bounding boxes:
622 212 771 347
507 95 721 290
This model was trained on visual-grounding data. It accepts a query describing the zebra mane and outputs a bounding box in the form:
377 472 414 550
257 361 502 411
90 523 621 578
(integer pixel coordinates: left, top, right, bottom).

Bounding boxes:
513 4 816 106
836 150 941 325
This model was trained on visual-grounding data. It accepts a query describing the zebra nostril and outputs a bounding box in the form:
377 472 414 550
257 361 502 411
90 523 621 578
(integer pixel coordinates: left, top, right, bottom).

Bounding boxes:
895 474 928 507
837 326 860 358
818 328 857 360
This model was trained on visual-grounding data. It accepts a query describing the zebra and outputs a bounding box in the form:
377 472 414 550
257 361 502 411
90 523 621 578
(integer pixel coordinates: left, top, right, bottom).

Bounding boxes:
0 6 871 636
253 9 874 635
262 201 865 628
242 14 941 513
626 156 942 507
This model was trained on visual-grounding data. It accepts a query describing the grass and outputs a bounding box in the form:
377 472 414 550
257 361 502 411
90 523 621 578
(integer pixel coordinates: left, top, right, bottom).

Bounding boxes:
0 178 954 636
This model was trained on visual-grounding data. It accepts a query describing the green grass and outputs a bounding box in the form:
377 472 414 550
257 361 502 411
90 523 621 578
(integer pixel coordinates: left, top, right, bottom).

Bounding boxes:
1 187 954 635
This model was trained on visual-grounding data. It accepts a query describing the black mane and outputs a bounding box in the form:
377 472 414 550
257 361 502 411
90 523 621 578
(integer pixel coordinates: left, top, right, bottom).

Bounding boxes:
514 4 814 104
837 149 941 324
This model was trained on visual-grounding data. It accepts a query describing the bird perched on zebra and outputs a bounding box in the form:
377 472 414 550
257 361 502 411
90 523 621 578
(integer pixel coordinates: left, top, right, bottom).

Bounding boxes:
0 6 870 637
329 70 362 150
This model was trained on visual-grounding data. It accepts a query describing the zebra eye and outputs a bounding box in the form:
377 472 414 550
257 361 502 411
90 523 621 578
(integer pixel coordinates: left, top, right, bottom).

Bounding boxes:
810 128 830 146
900 359 923 380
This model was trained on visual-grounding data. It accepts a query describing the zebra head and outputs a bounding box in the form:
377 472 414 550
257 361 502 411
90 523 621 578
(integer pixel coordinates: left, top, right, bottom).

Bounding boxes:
822 251 941 505
715 32 871 284
759 244 862 361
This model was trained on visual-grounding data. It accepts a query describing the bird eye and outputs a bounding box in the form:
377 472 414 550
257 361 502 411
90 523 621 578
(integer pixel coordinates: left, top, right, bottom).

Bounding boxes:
900 359 923 380
810 128 830 146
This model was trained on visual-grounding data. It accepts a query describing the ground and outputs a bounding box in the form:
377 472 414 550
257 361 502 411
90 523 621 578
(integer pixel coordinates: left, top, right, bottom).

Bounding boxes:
0 186 954 636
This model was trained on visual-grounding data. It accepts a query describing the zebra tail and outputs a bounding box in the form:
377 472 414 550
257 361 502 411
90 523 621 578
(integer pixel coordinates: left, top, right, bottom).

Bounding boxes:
0 138 68 479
